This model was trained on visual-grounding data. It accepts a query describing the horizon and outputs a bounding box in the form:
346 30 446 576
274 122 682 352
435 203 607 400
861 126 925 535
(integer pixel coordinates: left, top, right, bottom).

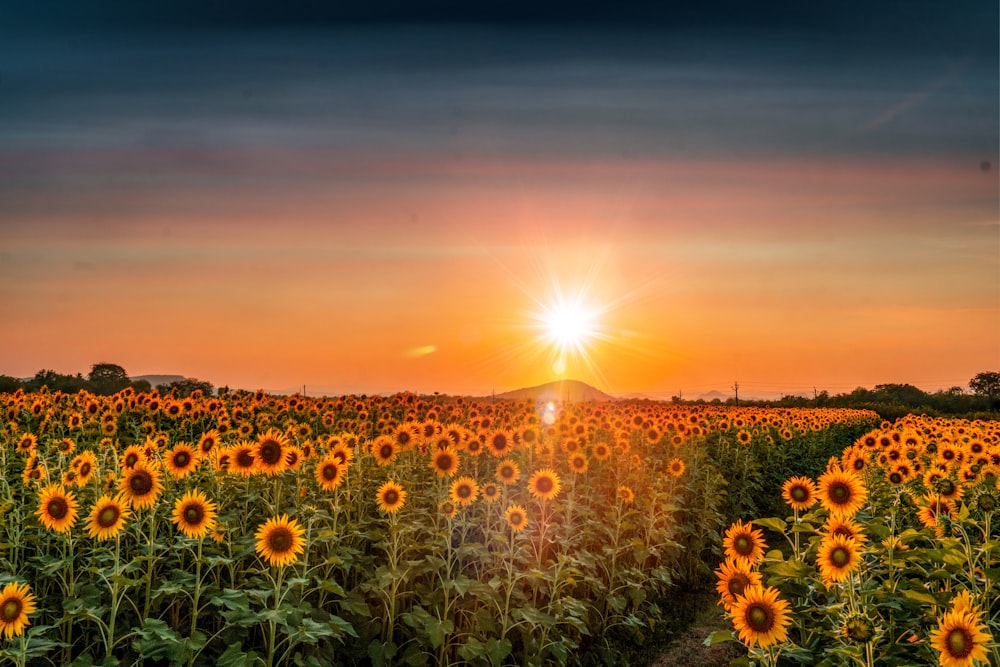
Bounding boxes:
1 3 997 397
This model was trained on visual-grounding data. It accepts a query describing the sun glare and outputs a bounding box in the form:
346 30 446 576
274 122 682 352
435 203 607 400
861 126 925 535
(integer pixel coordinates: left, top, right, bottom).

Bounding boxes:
540 298 599 355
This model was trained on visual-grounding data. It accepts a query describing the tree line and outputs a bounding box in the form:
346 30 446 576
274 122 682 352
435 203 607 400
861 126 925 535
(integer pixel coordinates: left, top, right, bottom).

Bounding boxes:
674 372 1000 420
0 363 215 398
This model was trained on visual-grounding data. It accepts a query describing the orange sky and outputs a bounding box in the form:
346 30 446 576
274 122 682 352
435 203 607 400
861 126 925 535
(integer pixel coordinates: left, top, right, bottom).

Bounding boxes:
1 26 997 398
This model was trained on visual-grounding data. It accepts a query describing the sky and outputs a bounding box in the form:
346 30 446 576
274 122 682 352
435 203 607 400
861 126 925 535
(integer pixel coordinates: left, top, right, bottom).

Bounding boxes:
1 2 997 398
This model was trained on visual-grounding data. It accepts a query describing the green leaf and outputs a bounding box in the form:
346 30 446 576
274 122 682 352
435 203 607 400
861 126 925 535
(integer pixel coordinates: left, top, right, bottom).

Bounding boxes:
216 642 255 667
900 589 940 606
704 630 735 646
754 517 788 533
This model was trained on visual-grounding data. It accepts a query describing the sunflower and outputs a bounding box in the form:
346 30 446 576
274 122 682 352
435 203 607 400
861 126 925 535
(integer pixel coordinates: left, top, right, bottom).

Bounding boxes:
254 514 306 567
480 482 501 503
164 443 199 479
16 434 37 455
486 430 515 458
57 437 76 456
527 468 562 502
254 429 290 476
824 516 867 544
917 495 954 532
568 452 589 474
197 429 221 458
330 440 354 466
36 484 79 533
781 476 817 512
0 581 37 639
429 447 460 478
229 441 257 476
668 458 686 478
723 520 767 567
439 500 457 519
934 477 964 503
592 441 612 462
120 445 145 471
505 504 529 532
817 468 868 518
371 436 398 467
171 489 218 539
376 480 407 514
309 454 342 492
730 585 792 649
715 558 763 611
617 485 635 504
120 462 163 510
71 450 98 486
495 459 520 486
816 534 862 585
449 476 479 507
929 608 993 667
86 493 132 540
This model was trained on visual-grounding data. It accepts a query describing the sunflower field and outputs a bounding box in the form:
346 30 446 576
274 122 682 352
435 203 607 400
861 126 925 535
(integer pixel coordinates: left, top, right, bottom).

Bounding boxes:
0 387 878 666
710 415 1000 666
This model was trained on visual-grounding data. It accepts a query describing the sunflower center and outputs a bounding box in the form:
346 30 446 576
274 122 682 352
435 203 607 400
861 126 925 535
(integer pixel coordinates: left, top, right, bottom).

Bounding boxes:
79 463 92 477
130 471 153 495
236 450 254 467
888 472 903 485
98 506 120 528
1 599 21 622
322 464 338 481
184 505 204 524
727 573 749 598
947 628 972 658
436 454 452 470
509 512 524 526
939 479 955 495
746 603 774 632
852 459 865 471
379 444 394 460
259 441 282 465
535 477 554 494
383 490 400 506
174 452 191 468
267 528 293 552
47 497 69 520
791 486 808 502
457 485 472 499
829 482 850 504
830 546 851 568
493 435 508 451
501 466 514 479
125 453 139 467
734 535 754 556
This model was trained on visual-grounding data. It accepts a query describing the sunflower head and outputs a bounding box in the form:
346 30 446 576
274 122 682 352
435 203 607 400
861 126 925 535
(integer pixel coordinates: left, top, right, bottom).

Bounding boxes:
929 608 993 667
172 489 218 539
505 504 529 532
722 520 767 567
0 581 37 639
36 484 79 533
730 585 791 649
527 468 562 502
254 514 306 568
376 480 407 514
449 476 479 507
781 476 817 512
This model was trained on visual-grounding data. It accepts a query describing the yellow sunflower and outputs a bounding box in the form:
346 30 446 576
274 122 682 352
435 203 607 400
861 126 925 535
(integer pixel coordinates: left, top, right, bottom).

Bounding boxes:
314 454 345 492
929 608 993 667
527 468 562 502
86 493 132 540
254 429 290 476
817 468 867 518
197 429 221 458
371 436 398 467
715 558 763 611
0 581 37 639
781 476 817 512
120 444 145 471
376 480 407 514
480 482 501 503
172 489 218 539
254 514 306 567
668 458 685 478
823 516 867 544
730 585 792 649
71 450 98 486
592 441 612 462
429 447 460 478
816 534 862 586
486 429 515 458
568 452 589 474
229 441 258 476
120 462 163 510
505 504 529 532
36 484 79 533
449 476 479 507
722 520 766 567
495 459 520 486
617 485 635 504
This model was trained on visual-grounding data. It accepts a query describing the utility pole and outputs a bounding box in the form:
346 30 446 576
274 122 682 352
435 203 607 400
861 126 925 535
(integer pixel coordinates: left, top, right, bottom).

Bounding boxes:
733 381 740 407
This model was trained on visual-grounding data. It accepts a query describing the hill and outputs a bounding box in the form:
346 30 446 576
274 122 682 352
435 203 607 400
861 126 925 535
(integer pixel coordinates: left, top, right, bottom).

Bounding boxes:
491 379 615 403
134 374 187 387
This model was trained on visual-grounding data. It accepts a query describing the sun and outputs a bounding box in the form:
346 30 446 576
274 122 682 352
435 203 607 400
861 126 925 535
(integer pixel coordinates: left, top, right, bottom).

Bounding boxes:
539 295 599 356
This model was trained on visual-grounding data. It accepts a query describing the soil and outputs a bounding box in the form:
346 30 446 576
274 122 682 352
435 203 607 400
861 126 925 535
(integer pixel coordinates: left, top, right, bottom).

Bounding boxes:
642 594 747 667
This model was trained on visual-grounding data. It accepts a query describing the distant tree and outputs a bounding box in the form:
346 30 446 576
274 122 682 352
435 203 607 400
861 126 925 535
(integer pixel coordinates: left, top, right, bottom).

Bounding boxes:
26 369 89 393
88 363 131 395
969 371 1000 409
157 377 214 398
130 379 153 394
0 375 24 394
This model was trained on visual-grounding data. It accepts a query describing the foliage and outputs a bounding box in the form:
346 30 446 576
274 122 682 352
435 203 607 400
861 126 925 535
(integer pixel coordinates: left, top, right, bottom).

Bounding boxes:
0 387 877 666
710 415 1000 666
